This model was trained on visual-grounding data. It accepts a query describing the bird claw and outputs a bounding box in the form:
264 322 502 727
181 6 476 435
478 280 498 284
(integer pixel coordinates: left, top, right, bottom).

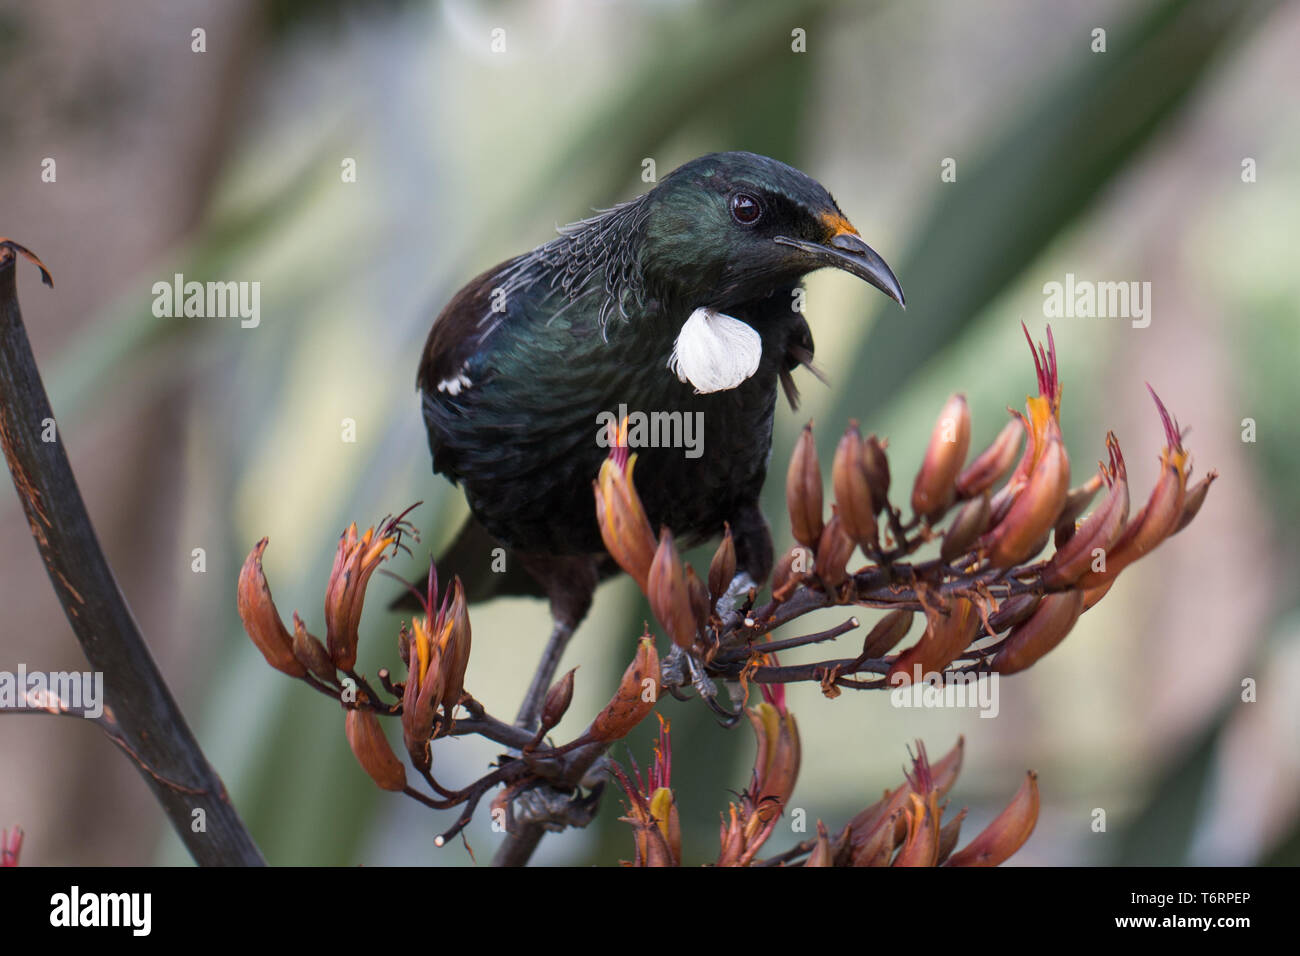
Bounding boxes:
714 571 758 622
701 689 744 727
661 645 690 689
663 645 743 725
686 648 744 727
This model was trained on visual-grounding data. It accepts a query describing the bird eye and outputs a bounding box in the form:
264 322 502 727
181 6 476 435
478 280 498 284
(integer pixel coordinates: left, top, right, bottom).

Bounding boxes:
730 192 762 226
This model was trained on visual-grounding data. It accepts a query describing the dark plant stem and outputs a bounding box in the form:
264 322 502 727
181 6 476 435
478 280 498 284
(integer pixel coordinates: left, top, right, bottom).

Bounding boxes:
0 245 264 865
494 826 546 867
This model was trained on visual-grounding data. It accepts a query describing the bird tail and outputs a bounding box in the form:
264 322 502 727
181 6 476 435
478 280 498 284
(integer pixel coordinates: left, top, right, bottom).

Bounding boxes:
387 514 545 612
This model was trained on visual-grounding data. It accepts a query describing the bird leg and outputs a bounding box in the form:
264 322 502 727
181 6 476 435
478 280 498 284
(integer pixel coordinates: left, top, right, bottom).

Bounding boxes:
514 619 574 730
513 554 598 730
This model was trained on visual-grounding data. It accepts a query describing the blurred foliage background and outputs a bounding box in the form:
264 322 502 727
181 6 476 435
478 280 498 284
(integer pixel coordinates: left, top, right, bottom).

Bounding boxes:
1 0 1296 866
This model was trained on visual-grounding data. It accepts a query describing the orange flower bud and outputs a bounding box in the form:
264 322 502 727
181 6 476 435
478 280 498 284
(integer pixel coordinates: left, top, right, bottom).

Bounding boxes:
589 634 661 743
987 325 1065 528
832 422 878 549
437 577 472 716
237 538 307 678
893 791 941 867
860 609 913 659
815 513 855 592
911 394 971 521
851 811 898 867
936 809 968 865
991 590 1085 674
785 423 824 547
291 612 337 684
770 545 809 600
982 435 1069 568
1077 389 1191 588
895 743 946 867
805 821 834 867
345 707 407 792
642 787 680 867
401 615 444 769
540 667 577 732
685 565 711 632
324 524 358 670
1043 436 1129 587
1173 470 1217 535
888 597 979 683
862 433 891 514
613 716 679 866
594 447 658 592
748 693 801 823
324 522 397 672
843 784 909 865
716 796 778 867
1054 471 1105 547
940 491 991 562
956 418 1023 499
647 529 698 650
930 736 965 798
987 593 1041 632
945 771 1039 866
843 738 963 866
708 525 737 604
1082 579 1115 611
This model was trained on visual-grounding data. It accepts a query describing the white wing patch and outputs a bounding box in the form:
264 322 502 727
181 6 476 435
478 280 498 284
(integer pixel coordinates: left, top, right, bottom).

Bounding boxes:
668 307 762 394
437 372 473 396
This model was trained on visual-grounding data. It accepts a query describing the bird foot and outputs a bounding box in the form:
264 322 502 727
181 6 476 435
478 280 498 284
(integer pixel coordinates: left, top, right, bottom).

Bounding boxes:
510 782 603 833
714 571 758 623
662 645 744 727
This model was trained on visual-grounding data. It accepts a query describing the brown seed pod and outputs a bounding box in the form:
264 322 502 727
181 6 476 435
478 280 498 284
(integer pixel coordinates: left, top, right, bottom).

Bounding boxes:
786 423 825 548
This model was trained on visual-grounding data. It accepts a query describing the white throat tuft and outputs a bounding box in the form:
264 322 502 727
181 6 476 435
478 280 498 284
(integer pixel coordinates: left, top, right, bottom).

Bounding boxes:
668 307 762 394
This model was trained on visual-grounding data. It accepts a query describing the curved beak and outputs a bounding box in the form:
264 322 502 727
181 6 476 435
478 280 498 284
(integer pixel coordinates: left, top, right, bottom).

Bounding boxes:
775 232 905 308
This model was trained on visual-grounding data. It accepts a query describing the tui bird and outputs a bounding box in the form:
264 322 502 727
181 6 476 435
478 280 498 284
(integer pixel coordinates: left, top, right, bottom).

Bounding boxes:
403 151 904 727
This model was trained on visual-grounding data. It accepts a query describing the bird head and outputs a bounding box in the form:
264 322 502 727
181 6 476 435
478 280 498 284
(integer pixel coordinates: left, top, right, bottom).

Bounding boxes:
639 151 904 311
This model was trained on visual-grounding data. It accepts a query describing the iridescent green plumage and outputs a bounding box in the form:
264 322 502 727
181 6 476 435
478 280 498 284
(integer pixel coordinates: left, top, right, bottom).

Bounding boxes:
407 152 903 722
